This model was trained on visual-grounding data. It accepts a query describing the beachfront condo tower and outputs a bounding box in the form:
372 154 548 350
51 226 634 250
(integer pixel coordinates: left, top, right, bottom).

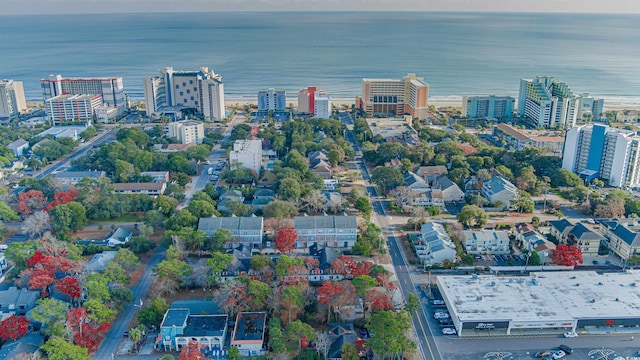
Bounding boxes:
257 88 286 111
356 73 429 120
41 74 127 114
518 76 578 129
297 86 317 114
143 67 225 121
313 91 331 119
0 79 27 118
562 124 640 188
462 95 514 120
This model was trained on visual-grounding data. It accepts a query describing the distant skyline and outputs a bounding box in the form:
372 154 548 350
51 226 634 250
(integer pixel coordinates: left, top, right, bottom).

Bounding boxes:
1 0 639 15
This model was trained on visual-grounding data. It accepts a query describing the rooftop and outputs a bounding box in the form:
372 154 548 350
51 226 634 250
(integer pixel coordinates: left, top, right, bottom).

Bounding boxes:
161 309 190 328
294 215 357 230
198 216 263 234
233 312 267 342
183 314 228 337
439 271 640 323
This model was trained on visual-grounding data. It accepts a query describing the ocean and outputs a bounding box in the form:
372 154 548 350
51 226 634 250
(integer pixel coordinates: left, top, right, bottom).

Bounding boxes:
1 12 639 104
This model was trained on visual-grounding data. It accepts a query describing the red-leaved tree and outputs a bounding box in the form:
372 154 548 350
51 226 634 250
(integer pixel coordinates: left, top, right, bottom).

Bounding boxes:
550 244 583 266
0 315 30 341
18 190 47 216
44 188 79 211
24 250 79 297
318 280 344 323
55 276 81 300
275 229 298 254
178 340 206 360
331 255 357 276
352 261 373 277
67 307 111 353
366 288 394 312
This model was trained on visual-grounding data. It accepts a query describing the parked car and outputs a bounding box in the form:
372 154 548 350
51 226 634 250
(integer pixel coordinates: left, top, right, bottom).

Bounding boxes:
563 331 578 338
441 328 456 335
434 312 449 319
552 350 566 360
431 300 445 306
559 345 573 354
535 351 552 358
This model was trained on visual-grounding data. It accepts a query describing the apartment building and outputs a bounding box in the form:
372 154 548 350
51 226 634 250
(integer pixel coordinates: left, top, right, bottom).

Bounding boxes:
229 139 262 173
257 88 286 111
44 94 102 125
314 91 331 119
518 76 578 128
41 74 126 118
294 215 357 249
462 95 514 120
463 230 510 255
167 120 204 144
492 123 564 156
0 80 27 118
481 176 517 207
562 124 640 187
297 86 317 114
356 73 429 120
577 93 605 124
144 67 225 121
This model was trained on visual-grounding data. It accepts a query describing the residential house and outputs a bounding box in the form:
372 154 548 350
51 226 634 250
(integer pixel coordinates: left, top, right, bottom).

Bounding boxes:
463 230 510 254
308 150 328 163
481 176 517 207
416 223 456 266
54 170 106 187
600 219 640 260
416 165 448 182
216 190 246 213
294 214 357 249
105 228 133 247
464 176 483 195
404 171 430 192
0 287 39 317
230 312 267 356
198 216 264 248
323 179 339 191
432 175 464 203
305 244 345 282
112 182 166 196
251 189 275 212
160 308 228 351
140 171 170 183
311 160 333 179
521 230 556 261
85 251 117 272
547 219 574 241
7 139 29 157
0 333 44 359
327 323 358 359
566 222 604 255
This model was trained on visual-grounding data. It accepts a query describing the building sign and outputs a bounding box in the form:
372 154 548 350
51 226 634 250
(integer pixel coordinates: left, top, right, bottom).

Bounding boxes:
605 320 615 325
462 321 509 329
510 320 575 329
476 323 495 329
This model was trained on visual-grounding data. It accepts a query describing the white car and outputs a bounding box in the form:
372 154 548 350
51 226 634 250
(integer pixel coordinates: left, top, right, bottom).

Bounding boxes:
563 331 578 338
441 328 456 335
552 350 566 360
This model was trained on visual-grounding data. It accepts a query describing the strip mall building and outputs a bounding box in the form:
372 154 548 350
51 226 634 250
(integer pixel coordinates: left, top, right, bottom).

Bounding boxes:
437 271 640 336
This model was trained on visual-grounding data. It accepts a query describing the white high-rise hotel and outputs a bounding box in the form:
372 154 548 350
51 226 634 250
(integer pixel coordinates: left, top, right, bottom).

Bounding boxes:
0 80 27 118
563 124 640 188
143 67 225 121
314 91 331 119
518 76 578 128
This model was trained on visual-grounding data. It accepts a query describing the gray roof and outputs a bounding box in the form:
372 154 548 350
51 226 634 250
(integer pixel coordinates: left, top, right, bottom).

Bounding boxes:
548 219 574 234
233 312 267 342
0 333 44 359
220 190 243 199
568 223 604 241
106 228 132 242
294 215 356 230
85 251 117 272
0 287 38 311
161 309 190 328
183 314 228 337
327 323 357 359
608 221 640 245
483 176 517 195
435 175 458 191
253 189 275 198
404 171 428 187
7 139 28 148
198 216 263 235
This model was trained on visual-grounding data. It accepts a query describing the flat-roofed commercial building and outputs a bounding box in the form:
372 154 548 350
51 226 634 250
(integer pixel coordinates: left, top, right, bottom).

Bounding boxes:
357 73 429 120
438 271 640 336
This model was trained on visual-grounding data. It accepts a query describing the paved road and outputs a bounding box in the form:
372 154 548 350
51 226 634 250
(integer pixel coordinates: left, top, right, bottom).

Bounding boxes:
94 246 166 359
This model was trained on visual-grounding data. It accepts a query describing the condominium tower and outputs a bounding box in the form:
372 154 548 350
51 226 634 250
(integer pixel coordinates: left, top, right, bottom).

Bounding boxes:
167 120 205 144
297 86 317 114
463 95 514 120
562 124 640 188
229 140 262 173
45 94 102 125
577 93 605 124
313 91 331 119
518 76 578 129
143 67 225 121
0 80 27 118
356 73 429 120
257 88 286 111
41 74 126 111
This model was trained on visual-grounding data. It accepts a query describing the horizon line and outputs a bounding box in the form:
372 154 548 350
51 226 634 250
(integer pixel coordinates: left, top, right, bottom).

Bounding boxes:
2 10 639 16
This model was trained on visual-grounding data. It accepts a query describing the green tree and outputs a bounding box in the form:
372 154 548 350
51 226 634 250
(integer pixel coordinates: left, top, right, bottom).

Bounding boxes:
154 259 193 290
406 293 420 315
371 167 404 194
31 298 69 337
529 251 541 266
250 255 273 271
0 202 19 222
143 209 166 229
278 178 303 201
355 197 372 221
367 310 415 359
210 228 233 251
187 199 216 218
228 346 240 360
262 200 298 219
286 320 317 351
49 201 87 237
41 337 90 360
207 252 234 284
341 343 359 360
224 200 253 217
352 275 378 296
268 318 287 353
456 205 488 228
153 195 178 216
115 159 137 182
84 298 117 323
327 148 345 167
138 297 170 327
513 190 535 213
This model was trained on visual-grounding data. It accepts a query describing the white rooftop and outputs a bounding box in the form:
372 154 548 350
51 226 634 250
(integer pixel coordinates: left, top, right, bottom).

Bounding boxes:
438 271 640 323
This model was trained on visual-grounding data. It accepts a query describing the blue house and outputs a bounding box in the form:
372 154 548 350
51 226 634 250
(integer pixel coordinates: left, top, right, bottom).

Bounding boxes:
160 308 228 352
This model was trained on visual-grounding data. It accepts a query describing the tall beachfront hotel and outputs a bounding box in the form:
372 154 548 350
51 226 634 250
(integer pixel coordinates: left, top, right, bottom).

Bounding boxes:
356 73 429 120
143 67 225 121
562 124 640 188
41 74 127 111
257 88 286 111
518 76 578 129
0 80 27 118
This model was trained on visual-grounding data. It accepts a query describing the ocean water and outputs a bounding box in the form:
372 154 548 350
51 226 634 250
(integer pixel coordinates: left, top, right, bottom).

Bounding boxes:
1 12 639 103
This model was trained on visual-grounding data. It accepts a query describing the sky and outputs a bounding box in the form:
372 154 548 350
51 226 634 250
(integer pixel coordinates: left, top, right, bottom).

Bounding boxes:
1 0 639 15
